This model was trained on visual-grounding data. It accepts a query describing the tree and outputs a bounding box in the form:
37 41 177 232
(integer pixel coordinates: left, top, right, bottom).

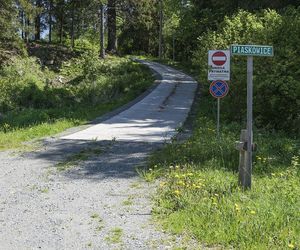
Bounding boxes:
35 0 43 41
107 0 117 53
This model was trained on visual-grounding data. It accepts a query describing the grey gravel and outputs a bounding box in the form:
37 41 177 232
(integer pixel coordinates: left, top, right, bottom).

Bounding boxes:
0 61 199 250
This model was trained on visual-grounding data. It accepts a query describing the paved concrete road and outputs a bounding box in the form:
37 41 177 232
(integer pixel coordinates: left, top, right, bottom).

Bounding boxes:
61 60 198 142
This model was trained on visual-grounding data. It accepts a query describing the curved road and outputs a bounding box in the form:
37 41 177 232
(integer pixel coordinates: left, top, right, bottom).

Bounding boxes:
0 61 198 250
61 60 197 142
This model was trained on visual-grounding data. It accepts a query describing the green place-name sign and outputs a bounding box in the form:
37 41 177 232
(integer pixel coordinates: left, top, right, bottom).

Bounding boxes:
231 45 274 57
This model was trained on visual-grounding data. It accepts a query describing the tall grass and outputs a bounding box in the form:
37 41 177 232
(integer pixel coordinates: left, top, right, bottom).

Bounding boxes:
146 97 300 249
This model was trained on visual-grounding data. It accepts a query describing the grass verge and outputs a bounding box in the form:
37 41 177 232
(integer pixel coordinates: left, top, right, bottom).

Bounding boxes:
143 61 300 249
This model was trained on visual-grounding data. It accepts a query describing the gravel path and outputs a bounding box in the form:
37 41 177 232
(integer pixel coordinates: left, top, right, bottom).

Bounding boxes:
0 61 198 250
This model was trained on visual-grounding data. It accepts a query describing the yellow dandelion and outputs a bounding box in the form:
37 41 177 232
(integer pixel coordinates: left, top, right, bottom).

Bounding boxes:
235 203 241 212
174 190 181 195
250 210 256 215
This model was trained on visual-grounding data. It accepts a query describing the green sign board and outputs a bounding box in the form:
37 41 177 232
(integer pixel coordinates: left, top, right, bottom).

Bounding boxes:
231 45 274 57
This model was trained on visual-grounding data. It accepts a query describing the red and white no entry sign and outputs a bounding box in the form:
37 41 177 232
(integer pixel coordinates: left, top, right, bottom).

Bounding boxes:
208 50 230 81
212 51 227 66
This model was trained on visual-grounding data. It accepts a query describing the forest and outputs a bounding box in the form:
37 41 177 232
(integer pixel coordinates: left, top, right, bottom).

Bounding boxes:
0 1 300 249
1 0 300 136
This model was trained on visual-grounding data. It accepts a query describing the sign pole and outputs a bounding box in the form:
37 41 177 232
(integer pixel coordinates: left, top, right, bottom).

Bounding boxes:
217 98 220 139
246 56 253 188
231 44 273 189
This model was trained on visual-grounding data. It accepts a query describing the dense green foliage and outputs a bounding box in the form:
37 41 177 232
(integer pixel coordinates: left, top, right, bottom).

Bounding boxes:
192 8 300 135
145 96 300 249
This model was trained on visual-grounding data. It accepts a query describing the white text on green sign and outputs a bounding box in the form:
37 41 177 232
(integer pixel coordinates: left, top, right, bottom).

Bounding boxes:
231 45 273 57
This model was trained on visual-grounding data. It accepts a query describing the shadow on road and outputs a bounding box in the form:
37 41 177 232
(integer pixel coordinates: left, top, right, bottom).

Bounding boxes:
25 138 164 181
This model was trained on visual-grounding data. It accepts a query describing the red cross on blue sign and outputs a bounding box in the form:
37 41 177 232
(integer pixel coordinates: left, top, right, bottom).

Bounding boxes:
209 80 229 98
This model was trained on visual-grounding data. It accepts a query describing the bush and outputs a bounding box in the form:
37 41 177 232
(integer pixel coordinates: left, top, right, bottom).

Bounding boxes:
0 56 47 112
192 8 300 135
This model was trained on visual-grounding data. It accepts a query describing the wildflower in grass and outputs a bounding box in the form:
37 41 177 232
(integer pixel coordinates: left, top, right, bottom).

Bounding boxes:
234 203 241 212
250 210 256 215
178 181 185 186
174 190 181 195
288 243 295 249
160 182 166 187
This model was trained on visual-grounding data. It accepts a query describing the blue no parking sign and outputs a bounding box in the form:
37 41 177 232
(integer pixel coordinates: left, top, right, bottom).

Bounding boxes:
209 80 229 98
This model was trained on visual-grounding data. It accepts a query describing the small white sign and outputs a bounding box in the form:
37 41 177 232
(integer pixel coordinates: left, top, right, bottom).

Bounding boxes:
208 50 230 81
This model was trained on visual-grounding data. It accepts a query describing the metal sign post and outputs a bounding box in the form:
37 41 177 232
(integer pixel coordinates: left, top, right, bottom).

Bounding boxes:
209 80 229 139
231 44 273 189
217 98 220 139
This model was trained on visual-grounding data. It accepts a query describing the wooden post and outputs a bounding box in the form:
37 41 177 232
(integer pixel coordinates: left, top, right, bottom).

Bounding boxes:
246 56 253 189
237 129 247 187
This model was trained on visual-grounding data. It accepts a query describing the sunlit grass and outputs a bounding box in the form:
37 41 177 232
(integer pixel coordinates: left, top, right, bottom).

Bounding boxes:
146 96 300 249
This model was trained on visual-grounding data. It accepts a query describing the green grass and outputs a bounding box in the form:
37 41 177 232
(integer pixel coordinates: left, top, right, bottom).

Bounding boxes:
122 196 134 206
105 227 123 244
0 56 154 150
145 95 300 249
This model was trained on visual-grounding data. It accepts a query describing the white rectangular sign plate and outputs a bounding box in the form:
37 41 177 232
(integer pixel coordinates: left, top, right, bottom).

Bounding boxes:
208 50 230 81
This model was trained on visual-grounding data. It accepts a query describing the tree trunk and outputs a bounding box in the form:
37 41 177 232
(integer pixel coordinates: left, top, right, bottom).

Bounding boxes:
25 18 30 44
107 0 117 53
71 0 75 48
58 0 64 44
35 0 42 41
21 10 24 39
59 15 64 44
49 0 52 43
